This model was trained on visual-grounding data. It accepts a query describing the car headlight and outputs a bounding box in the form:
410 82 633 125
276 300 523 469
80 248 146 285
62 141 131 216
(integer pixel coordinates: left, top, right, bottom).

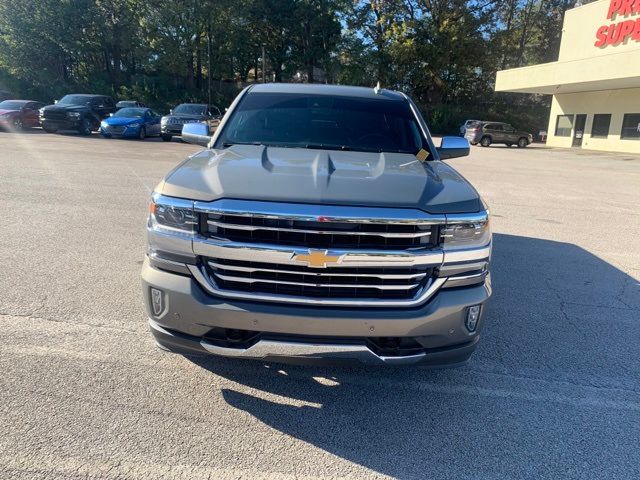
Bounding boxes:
39 108 45 115
149 195 197 234
67 112 81 119
161 117 168 125
441 213 490 250
100 121 108 128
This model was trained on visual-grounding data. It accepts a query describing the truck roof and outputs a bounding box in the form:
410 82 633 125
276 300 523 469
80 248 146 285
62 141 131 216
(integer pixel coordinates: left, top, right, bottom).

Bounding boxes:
248 83 407 102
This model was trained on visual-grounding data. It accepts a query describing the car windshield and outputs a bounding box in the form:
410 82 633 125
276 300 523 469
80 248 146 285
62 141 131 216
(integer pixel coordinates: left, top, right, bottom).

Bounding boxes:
173 104 206 115
0 100 27 110
114 108 146 118
216 92 428 154
58 95 93 106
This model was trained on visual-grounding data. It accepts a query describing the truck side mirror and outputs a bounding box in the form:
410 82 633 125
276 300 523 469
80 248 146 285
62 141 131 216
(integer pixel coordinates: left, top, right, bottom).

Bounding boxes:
182 122 211 147
437 136 470 160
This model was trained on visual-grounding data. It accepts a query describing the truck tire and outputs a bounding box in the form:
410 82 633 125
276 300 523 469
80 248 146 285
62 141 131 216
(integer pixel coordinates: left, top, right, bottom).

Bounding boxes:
78 118 92 136
517 137 528 148
161 134 172 142
480 136 491 147
43 125 58 134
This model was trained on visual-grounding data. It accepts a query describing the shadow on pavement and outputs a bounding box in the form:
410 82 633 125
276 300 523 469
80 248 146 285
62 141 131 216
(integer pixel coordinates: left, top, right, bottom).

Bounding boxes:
189 233 639 479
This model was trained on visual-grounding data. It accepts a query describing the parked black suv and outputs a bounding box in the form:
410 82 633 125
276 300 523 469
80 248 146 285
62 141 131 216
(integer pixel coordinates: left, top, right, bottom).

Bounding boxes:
40 94 116 135
160 103 221 142
465 121 533 148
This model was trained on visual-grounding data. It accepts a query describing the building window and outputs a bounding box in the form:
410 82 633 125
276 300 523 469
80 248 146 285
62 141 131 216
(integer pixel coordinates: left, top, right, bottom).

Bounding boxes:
555 115 573 137
621 114 640 139
591 114 611 138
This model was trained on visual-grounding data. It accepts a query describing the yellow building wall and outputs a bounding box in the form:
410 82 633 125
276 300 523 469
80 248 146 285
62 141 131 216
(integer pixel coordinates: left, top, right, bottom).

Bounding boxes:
558 0 640 62
546 87 640 153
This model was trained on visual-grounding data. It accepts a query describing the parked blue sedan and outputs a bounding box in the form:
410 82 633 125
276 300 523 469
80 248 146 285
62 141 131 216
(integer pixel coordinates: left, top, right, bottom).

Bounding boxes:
99 107 162 139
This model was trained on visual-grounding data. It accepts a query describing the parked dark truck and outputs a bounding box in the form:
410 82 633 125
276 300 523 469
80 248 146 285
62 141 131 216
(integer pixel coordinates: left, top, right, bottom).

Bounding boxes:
40 94 116 135
142 84 492 366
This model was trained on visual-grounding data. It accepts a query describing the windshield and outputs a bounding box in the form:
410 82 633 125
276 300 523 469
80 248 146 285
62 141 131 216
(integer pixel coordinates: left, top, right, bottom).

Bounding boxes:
114 108 146 118
173 104 206 115
216 92 428 154
58 95 93 106
0 100 27 110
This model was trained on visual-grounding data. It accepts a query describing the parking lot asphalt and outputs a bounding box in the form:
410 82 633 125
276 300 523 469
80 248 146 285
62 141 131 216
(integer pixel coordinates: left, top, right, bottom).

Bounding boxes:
1 131 639 480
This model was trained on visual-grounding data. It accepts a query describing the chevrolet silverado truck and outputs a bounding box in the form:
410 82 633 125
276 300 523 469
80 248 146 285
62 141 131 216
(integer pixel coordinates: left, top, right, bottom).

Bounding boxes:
142 83 492 366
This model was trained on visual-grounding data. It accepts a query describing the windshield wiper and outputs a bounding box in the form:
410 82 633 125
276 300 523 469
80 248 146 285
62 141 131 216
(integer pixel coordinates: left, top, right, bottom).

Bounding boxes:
304 144 350 151
222 141 265 147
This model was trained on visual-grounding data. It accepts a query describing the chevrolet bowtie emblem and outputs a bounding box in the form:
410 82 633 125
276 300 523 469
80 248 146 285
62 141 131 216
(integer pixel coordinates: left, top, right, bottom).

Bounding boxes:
293 249 341 268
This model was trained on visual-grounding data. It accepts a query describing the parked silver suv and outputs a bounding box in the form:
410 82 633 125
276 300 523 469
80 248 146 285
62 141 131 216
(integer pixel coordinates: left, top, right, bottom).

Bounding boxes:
142 84 492 366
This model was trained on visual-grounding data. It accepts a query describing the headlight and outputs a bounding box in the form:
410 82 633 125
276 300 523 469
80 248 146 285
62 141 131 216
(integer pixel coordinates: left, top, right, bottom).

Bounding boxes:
39 108 45 115
441 212 490 250
161 117 168 125
67 112 81 119
100 121 108 128
149 195 197 234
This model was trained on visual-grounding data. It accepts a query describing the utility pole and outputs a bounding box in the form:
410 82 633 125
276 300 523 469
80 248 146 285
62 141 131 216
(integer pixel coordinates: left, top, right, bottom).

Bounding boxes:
207 18 212 107
261 43 266 83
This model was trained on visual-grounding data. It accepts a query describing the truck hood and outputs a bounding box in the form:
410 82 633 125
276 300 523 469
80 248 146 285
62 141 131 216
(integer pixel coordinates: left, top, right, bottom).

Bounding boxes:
159 145 482 214
42 104 88 113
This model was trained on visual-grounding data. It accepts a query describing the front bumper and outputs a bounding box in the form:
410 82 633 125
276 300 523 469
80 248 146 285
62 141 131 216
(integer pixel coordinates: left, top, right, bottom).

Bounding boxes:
161 124 184 135
141 258 491 366
100 125 141 137
41 118 81 130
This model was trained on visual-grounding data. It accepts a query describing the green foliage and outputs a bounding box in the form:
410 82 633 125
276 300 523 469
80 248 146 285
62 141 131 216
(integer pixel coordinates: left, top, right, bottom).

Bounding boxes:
0 0 571 124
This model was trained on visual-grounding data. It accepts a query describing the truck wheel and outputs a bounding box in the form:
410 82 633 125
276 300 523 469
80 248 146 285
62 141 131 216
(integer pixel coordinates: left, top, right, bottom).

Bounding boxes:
480 136 491 147
43 126 58 134
138 127 146 140
517 137 528 148
78 119 91 136
161 134 172 142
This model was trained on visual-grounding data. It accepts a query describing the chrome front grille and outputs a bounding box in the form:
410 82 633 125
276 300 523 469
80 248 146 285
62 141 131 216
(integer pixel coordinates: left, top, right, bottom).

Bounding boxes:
206 258 432 300
205 213 437 250
188 199 448 306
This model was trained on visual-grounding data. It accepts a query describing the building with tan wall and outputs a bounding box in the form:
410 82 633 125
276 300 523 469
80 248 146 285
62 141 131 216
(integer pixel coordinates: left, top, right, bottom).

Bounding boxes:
495 0 640 153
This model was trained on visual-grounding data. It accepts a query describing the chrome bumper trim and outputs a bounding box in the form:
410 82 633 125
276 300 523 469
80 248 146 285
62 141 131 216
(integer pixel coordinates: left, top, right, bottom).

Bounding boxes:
192 236 444 268
188 263 447 307
441 243 492 264
149 319 427 364
443 270 488 288
201 338 426 365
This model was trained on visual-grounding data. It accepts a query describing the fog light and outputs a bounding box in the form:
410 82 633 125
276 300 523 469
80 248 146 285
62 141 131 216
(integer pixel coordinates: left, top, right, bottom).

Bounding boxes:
465 305 481 332
151 288 164 316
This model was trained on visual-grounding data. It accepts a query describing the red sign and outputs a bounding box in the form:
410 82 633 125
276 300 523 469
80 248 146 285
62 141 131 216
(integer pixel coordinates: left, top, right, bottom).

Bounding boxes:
594 0 640 47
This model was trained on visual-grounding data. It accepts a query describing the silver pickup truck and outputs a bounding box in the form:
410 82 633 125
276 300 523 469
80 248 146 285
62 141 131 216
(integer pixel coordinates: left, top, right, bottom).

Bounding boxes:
141 83 492 366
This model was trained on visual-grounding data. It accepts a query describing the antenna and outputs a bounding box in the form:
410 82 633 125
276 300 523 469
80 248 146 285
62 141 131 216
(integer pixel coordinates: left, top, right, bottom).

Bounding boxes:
374 81 381 95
